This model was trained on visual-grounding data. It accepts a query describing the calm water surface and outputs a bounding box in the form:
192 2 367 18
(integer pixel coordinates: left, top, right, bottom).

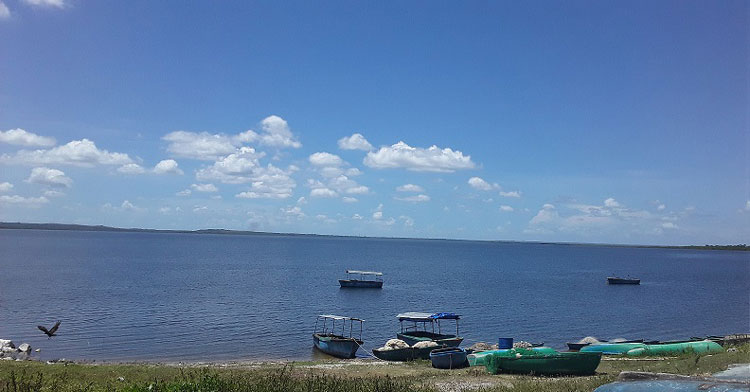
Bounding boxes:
0 229 747 362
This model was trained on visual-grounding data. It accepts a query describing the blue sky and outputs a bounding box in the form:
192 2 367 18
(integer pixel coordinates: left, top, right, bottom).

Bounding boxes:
0 0 747 245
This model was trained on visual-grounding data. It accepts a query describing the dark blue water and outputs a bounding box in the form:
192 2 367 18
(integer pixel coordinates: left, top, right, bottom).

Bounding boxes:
0 229 747 362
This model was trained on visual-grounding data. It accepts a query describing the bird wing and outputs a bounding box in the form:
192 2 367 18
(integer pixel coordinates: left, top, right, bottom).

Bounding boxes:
38 325 50 334
48 321 61 334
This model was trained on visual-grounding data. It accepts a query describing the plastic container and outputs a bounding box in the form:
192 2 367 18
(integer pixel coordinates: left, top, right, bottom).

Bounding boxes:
498 337 514 349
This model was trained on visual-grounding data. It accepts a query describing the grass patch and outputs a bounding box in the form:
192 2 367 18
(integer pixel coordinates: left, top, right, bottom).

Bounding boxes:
0 344 746 392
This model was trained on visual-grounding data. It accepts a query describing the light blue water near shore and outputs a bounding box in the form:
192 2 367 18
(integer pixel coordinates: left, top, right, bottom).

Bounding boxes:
0 229 747 362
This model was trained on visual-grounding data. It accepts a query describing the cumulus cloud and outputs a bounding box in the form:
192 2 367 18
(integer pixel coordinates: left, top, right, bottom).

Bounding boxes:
233 165 297 199
338 133 373 151
0 2 10 19
468 176 499 191
394 194 430 203
258 115 301 148
282 205 305 220
352 213 363 220
176 189 191 196
342 196 358 203
44 190 65 198
499 205 514 212
195 147 266 184
153 159 183 175
0 182 13 192
22 0 64 7
163 131 237 161
310 187 338 198
0 139 132 167
309 152 344 167
0 195 48 207
26 167 72 188
364 141 475 172
396 184 424 193
191 183 218 192
117 163 146 174
0 129 56 147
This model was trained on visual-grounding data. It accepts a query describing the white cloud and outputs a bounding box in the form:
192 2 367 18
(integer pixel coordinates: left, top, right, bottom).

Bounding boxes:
258 115 301 148
176 189 192 196
345 168 363 176
192 205 208 213
0 182 13 192
345 185 369 194
399 215 415 227
309 152 343 167
22 0 64 7
310 187 338 198
153 159 183 175
394 194 430 203
120 200 144 212
282 205 305 220
499 205 514 212
468 177 498 191
744 200 750 211
342 196 358 203
352 213 363 220
44 190 65 198
657 204 666 211
163 131 239 161
117 163 146 174
364 141 475 172
661 222 678 229
195 147 266 184
396 184 424 193
0 195 48 207
338 133 373 151
499 190 521 198
373 211 383 220
191 183 218 192
296 197 307 205
1 139 132 167
604 198 620 208
0 128 56 147
26 167 72 188
0 2 10 19
234 165 297 199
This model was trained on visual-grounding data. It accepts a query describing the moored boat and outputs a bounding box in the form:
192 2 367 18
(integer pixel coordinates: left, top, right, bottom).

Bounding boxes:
468 347 558 366
396 312 463 347
607 276 640 285
430 347 468 369
484 351 602 376
339 270 383 288
312 315 364 359
372 345 438 361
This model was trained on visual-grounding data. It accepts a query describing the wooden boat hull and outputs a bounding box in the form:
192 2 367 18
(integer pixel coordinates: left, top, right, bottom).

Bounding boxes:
312 334 361 359
397 332 463 347
429 347 468 369
485 352 602 376
607 277 640 285
372 345 438 361
338 279 383 288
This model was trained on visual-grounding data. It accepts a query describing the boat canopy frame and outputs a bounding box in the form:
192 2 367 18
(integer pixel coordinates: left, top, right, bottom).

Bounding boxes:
397 312 460 336
343 270 383 281
314 315 364 341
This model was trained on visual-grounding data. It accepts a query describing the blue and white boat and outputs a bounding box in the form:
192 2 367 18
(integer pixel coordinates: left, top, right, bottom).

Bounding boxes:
312 315 364 359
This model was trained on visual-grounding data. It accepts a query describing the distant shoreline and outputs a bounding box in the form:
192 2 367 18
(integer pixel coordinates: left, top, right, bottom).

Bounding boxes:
1 221 747 251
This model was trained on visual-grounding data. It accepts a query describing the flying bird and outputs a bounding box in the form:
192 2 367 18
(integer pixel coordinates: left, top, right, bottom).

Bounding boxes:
37 321 61 338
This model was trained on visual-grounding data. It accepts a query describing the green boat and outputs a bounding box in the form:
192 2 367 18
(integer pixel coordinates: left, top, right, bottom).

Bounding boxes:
580 342 646 355
624 340 724 357
467 347 557 366
484 351 602 376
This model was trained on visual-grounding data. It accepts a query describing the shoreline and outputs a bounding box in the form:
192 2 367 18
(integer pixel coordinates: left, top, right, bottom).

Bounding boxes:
1 221 747 250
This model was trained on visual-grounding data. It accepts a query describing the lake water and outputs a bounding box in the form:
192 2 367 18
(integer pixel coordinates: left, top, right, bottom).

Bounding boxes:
0 229 747 362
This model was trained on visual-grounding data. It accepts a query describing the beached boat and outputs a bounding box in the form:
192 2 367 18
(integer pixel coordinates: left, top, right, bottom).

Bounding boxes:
581 340 724 357
567 339 644 351
312 315 364 359
468 347 557 366
484 351 602 376
430 347 468 369
396 312 463 347
607 276 640 285
372 345 438 361
338 270 383 288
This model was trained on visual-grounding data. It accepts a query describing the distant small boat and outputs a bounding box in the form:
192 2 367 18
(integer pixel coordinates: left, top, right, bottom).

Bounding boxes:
396 312 463 347
312 315 364 359
339 270 383 288
430 347 468 369
607 276 640 285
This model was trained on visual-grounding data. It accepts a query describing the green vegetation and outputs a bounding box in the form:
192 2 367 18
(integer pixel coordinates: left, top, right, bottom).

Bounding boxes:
0 344 747 392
